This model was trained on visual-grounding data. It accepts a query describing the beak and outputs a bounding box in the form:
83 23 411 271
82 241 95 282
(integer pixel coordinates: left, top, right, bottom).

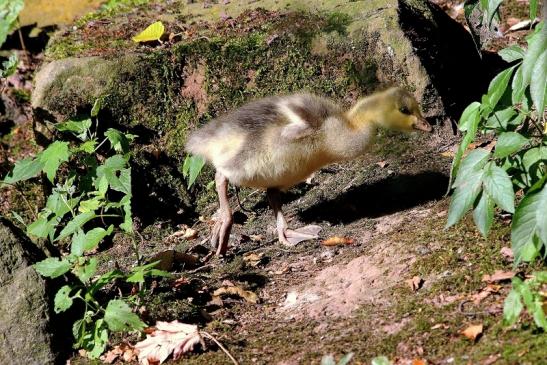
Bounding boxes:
413 116 432 132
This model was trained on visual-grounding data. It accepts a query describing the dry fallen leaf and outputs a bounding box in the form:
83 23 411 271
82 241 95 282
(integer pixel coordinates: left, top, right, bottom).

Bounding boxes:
213 286 259 304
321 236 355 246
461 323 483 341
243 252 264 267
406 276 424 291
376 160 388 168
500 247 514 261
471 284 501 305
483 354 501 365
101 343 137 364
482 270 515 283
135 321 203 365
171 276 190 289
412 359 427 365
440 151 455 158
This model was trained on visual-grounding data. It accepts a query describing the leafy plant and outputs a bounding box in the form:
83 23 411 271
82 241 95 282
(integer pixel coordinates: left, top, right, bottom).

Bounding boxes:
503 272 547 329
446 1 546 329
1 99 167 358
0 0 23 78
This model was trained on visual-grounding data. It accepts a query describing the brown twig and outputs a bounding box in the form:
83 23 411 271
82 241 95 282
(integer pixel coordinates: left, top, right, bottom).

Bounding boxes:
202 331 240 365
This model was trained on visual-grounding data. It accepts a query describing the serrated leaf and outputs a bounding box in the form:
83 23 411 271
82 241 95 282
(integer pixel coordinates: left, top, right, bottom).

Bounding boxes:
483 163 515 213
453 148 490 188
498 45 525 63
75 257 98 283
0 0 24 46
447 170 484 228
39 141 71 183
2 158 44 184
71 230 86 256
458 102 481 132
522 27 546 92
105 128 129 153
494 132 529 158
530 49 546 116
88 319 109 359
54 285 74 313
484 66 516 110
78 140 97 153
503 289 523 326
0 52 18 78
34 257 71 278
511 187 546 262
90 270 124 295
91 96 104 117
56 117 92 141
78 197 102 213
473 191 494 237
55 211 96 241
27 216 55 238
132 21 164 42
104 299 146 332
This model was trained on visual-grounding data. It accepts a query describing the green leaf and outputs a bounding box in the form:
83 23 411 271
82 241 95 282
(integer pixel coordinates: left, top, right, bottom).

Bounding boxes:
485 107 516 129
132 21 164 42
39 141 71 183
458 102 481 132
484 66 516 110
0 52 18 78
11 210 25 225
74 257 98 283
182 155 206 188
54 285 74 313
27 216 56 238
0 0 24 46
56 117 92 140
78 197 102 213
321 355 335 365
512 65 526 105
119 197 133 233
89 270 124 295
338 353 354 365
530 49 546 116
522 26 546 92
511 187 547 262
453 148 490 188
449 106 481 188
55 211 96 241
105 128 130 153
88 319 109 359
473 191 494 237
485 0 503 25
529 0 538 19
371 356 392 365
78 140 97 154
522 147 547 171
34 257 71 278
503 289 523 326
107 167 131 194
494 132 529 158
447 170 484 228
104 299 146 332
71 230 86 256
91 96 104 117
2 158 44 184
533 298 547 329
498 45 525 63
534 185 547 246
482 163 515 213
71 226 113 256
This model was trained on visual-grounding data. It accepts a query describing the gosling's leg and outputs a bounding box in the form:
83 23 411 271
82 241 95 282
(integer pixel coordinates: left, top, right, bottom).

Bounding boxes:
266 188 321 246
210 171 233 256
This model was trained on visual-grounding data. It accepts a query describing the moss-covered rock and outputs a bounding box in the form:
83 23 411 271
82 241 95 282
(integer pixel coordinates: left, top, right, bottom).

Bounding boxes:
0 218 56 364
32 0 487 221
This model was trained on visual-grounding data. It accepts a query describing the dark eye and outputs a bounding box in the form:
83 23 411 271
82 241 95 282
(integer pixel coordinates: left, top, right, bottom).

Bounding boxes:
399 106 411 115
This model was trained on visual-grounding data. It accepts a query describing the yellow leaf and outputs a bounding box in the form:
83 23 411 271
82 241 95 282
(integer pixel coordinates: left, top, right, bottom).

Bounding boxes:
461 323 483 341
132 21 165 43
321 236 354 246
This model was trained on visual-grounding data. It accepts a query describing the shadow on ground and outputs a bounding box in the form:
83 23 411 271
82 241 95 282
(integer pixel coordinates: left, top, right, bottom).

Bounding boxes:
299 171 448 224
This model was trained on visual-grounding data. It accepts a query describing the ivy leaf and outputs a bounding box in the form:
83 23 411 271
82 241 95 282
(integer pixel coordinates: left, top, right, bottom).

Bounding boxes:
39 141 71 183
56 117 92 141
473 191 494 237
503 288 523 326
105 128 130 153
54 285 74 313
482 163 515 213
447 170 484 228
104 299 146 332
132 21 164 43
34 257 71 278
511 186 547 263
498 45 525 63
55 211 96 241
530 49 546 116
2 158 44 184
483 66 516 111
182 155 206 188
494 132 529 158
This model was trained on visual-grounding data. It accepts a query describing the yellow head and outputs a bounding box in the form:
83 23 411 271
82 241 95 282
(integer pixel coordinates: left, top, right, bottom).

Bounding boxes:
348 87 432 132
